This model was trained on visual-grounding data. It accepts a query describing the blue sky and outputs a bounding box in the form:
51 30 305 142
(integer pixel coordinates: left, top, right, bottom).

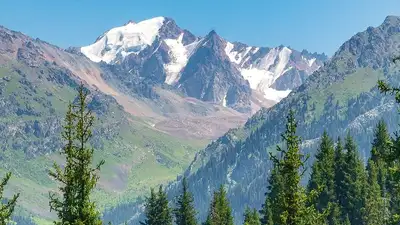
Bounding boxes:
1 0 400 55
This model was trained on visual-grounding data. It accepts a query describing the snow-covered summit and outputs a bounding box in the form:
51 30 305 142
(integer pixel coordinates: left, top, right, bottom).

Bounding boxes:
81 17 165 63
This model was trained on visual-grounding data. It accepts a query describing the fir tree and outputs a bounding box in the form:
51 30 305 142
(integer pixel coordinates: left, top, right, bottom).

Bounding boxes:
334 137 346 216
174 177 197 225
156 185 173 225
371 120 391 195
259 196 273 225
206 185 233 225
141 185 173 225
268 110 326 225
341 132 366 225
0 173 19 225
307 131 336 218
140 188 158 225
363 160 386 225
243 207 260 225
49 84 104 225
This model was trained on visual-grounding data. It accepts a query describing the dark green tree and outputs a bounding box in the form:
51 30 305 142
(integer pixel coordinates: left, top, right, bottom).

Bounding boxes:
341 132 366 225
174 177 197 225
307 131 336 224
267 110 326 225
334 138 346 215
141 185 173 225
0 172 19 225
243 207 261 225
363 160 386 225
49 84 104 225
140 188 158 225
205 185 233 225
259 195 273 225
156 185 173 225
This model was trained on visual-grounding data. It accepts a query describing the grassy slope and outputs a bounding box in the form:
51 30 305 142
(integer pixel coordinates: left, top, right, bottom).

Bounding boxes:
0 65 206 224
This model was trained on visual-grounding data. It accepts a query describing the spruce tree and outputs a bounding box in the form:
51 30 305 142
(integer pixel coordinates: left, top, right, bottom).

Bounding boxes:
174 177 197 225
243 207 261 225
141 188 158 225
307 131 336 216
141 185 173 225
0 172 19 225
259 196 273 225
49 84 104 225
334 137 346 217
341 132 366 225
363 160 386 225
206 185 233 225
267 110 326 225
156 185 173 225
260 164 283 225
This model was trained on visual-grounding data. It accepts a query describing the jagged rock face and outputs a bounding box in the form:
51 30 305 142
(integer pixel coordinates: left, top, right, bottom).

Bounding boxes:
80 17 326 112
178 31 252 112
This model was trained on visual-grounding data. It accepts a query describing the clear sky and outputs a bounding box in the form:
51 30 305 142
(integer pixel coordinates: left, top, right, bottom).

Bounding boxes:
1 0 400 56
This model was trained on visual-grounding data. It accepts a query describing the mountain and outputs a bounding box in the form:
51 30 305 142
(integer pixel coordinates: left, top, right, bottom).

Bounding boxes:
0 22 250 222
80 17 327 112
105 15 400 225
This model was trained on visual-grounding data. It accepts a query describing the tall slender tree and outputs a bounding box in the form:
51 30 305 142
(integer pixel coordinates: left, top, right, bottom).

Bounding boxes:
363 160 386 225
0 172 19 225
307 131 336 212
267 110 326 225
174 177 197 225
205 185 233 225
156 185 173 225
341 132 366 225
141 188 158 225
49 84 104 225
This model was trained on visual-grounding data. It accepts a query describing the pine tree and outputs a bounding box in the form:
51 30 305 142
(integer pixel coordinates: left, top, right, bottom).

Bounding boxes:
243 207 261 225
206 185 233 225
0 173 19 225
259 196 273 225
49 84 104 225
260 163 283 225
334 137 346 218
371 120 391 194
156 185 173 225
363 160 385 225
174 177 197 225
267 110 326 225
140 188 158 225
341 132 366 225
307 131 336 222
141 185 173 225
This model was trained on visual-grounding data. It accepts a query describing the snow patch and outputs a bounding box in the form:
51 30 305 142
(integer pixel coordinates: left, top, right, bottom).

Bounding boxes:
81 17 165 63
164 33 191 84
222 93 227 107
262 88 291 102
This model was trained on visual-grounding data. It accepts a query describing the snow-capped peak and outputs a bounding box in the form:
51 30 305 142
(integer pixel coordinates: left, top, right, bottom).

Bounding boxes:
81 17 165 63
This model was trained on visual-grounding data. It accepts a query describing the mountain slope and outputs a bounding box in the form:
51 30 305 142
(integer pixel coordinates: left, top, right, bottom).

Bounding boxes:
0 24 247 223
80 17 327 112
108 15 400 225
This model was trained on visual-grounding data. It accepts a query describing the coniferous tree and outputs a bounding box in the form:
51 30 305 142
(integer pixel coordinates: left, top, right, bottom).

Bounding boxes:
49 84 104 225
156 185 173 225
363 160 386 225
141 185 173 225
206 185 233 225
267 110 326 225
259 196 273 225
174 177 197 225
243 207 261 225
334 137 346 219
0 172 19 225
307 131 336 224
341 132 366 225
371 120 391 193
141 188 158 225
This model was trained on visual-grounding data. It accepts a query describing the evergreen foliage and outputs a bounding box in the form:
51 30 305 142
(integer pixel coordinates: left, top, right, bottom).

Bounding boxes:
205 185 234 225
0 173 19 225
243 207 260 225
174 177 197 225
48 84 105 225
